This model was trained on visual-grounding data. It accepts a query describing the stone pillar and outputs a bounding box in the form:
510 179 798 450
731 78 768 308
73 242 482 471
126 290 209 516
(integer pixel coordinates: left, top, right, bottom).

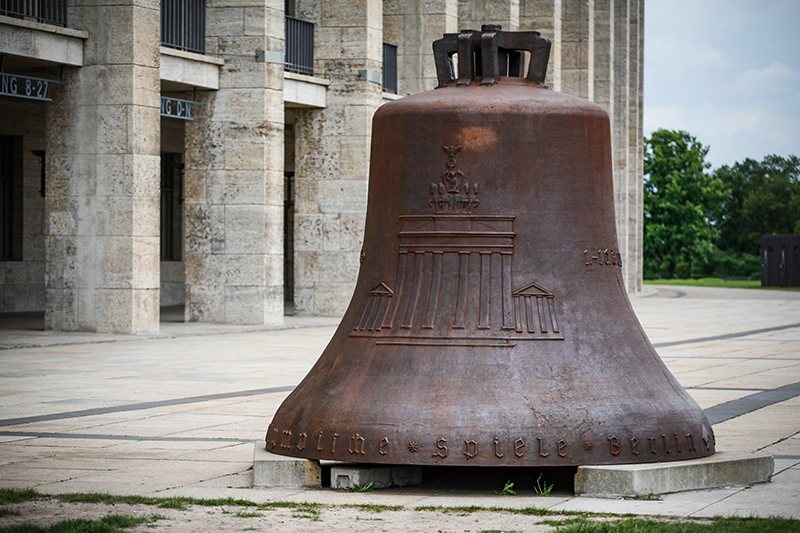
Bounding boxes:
458 0 519 31
183 0 285 324
292 0 383 316
520 0 562 91
383 0 458 95
630 0 643 291
45 0 161 333
592 0 613 115
612 0 631 289
560 0 594 99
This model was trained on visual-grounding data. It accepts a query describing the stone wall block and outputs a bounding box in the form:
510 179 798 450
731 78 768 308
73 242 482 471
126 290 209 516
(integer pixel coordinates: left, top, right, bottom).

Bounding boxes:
343 105 372 137
132 288 159 332
131 154 161 198
206 7 246 39
292 285 315 315
221 170 267 205
219 254 267 285
132 236 159 289
184 204 213 254
294 250 319 283
339 213 366 252
225 205 268 254
131 106 160 156
103 236 134 289
98 288 133 333
218 64 270 90
294 214 324 251
44 289 78 330
131 6 161 69
264 253 283 286
225 140 267 172
244 6 285 38
321 1 369 28
186 284 226 322
293 178 319 214
321 213 342 251
102 196 134 236
265 204 283 247
313 27 343 62
183 169 207 203
317 179 368 214
313 281 354 316
97 105 129 154
133 197 159 237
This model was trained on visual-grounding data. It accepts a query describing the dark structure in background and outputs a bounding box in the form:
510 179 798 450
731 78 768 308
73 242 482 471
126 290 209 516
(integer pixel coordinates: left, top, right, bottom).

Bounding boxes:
762 235 800 287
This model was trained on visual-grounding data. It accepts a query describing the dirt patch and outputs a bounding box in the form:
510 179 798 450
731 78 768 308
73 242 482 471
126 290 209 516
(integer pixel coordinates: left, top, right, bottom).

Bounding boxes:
1 499 564 532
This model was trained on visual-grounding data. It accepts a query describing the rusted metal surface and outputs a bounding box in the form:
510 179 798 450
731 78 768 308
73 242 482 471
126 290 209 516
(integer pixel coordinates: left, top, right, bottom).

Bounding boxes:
267 26 715 466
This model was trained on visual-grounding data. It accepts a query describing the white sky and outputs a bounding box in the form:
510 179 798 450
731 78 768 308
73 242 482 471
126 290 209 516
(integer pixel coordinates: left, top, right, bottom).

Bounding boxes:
644 0 800 169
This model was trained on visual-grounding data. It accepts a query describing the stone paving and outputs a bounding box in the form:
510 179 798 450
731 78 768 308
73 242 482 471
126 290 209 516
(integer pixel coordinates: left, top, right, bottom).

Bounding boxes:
0 285 799 522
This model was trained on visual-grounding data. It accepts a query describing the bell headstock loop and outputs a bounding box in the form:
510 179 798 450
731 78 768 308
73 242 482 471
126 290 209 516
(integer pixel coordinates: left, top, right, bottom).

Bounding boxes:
433 25 552 88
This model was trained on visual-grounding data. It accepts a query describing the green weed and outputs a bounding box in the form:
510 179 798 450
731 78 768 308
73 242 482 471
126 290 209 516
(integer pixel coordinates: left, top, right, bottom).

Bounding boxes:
496 480 516 496
347 482 375 493
533 474 553 496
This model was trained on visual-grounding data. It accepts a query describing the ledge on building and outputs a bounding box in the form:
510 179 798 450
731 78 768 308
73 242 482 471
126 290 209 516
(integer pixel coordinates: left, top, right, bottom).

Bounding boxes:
284 71 329 109
160 47 223 91
0 15 87 67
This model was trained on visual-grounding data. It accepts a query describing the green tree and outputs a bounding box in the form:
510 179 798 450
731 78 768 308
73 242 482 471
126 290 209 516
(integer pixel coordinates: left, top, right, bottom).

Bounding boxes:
713 155 800 257
643 129 725 279
740 154 800 254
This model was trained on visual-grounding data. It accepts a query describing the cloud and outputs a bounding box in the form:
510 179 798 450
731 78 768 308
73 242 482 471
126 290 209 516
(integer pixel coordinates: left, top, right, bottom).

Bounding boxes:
735 62 800 95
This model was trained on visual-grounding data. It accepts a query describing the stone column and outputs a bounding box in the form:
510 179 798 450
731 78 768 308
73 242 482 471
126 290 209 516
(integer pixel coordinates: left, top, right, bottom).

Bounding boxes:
292 0 383 316
592 0 613 115
630 0 643 291
458 0 519 31
383 0 458 95
183 0 285 324
560 0 593 99
45 0 161 333
610 0 635 290
520 0 562 91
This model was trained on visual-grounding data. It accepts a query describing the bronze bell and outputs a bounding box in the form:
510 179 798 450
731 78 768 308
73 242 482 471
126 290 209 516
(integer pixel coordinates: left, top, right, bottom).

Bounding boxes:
267 26 715 466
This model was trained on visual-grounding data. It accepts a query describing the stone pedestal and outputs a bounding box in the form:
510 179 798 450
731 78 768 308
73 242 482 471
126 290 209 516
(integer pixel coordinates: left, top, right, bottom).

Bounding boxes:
574 452 774 498
253 444 322 488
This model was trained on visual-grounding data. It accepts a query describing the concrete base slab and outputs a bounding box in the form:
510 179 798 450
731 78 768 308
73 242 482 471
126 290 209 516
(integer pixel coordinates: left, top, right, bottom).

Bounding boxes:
330 464 423 490
574 452 774 498
252 443 321 488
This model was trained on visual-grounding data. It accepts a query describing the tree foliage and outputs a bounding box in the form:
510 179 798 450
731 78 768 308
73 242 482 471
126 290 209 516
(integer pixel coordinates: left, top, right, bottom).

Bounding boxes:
643 128 799 280
714 155 800 256
643 129 725 279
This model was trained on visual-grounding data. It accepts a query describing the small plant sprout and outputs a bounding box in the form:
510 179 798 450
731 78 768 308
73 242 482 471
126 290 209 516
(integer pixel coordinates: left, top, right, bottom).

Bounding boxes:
496 480 516 496
533 474 553 496
347 481 376 493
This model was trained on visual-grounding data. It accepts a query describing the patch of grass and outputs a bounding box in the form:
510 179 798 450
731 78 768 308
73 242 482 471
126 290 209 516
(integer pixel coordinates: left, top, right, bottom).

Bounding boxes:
533 474 554 497
0 514 160 533
0 508 21 518
342 504 403 513
290 503 322 521
644 278 800 291
54 493 259 510
496 480 516 496
0 489 40 505
551 516 800 532
346 482 375 493
633 492 663 501
233 511 263 518
355 516 384 521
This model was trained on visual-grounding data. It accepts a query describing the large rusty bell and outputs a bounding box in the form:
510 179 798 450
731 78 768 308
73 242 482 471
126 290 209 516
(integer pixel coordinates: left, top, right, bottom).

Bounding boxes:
267 26 715 467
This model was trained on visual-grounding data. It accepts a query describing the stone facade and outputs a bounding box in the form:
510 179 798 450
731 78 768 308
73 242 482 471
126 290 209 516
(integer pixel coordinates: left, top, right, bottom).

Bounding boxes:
0 0 644 331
